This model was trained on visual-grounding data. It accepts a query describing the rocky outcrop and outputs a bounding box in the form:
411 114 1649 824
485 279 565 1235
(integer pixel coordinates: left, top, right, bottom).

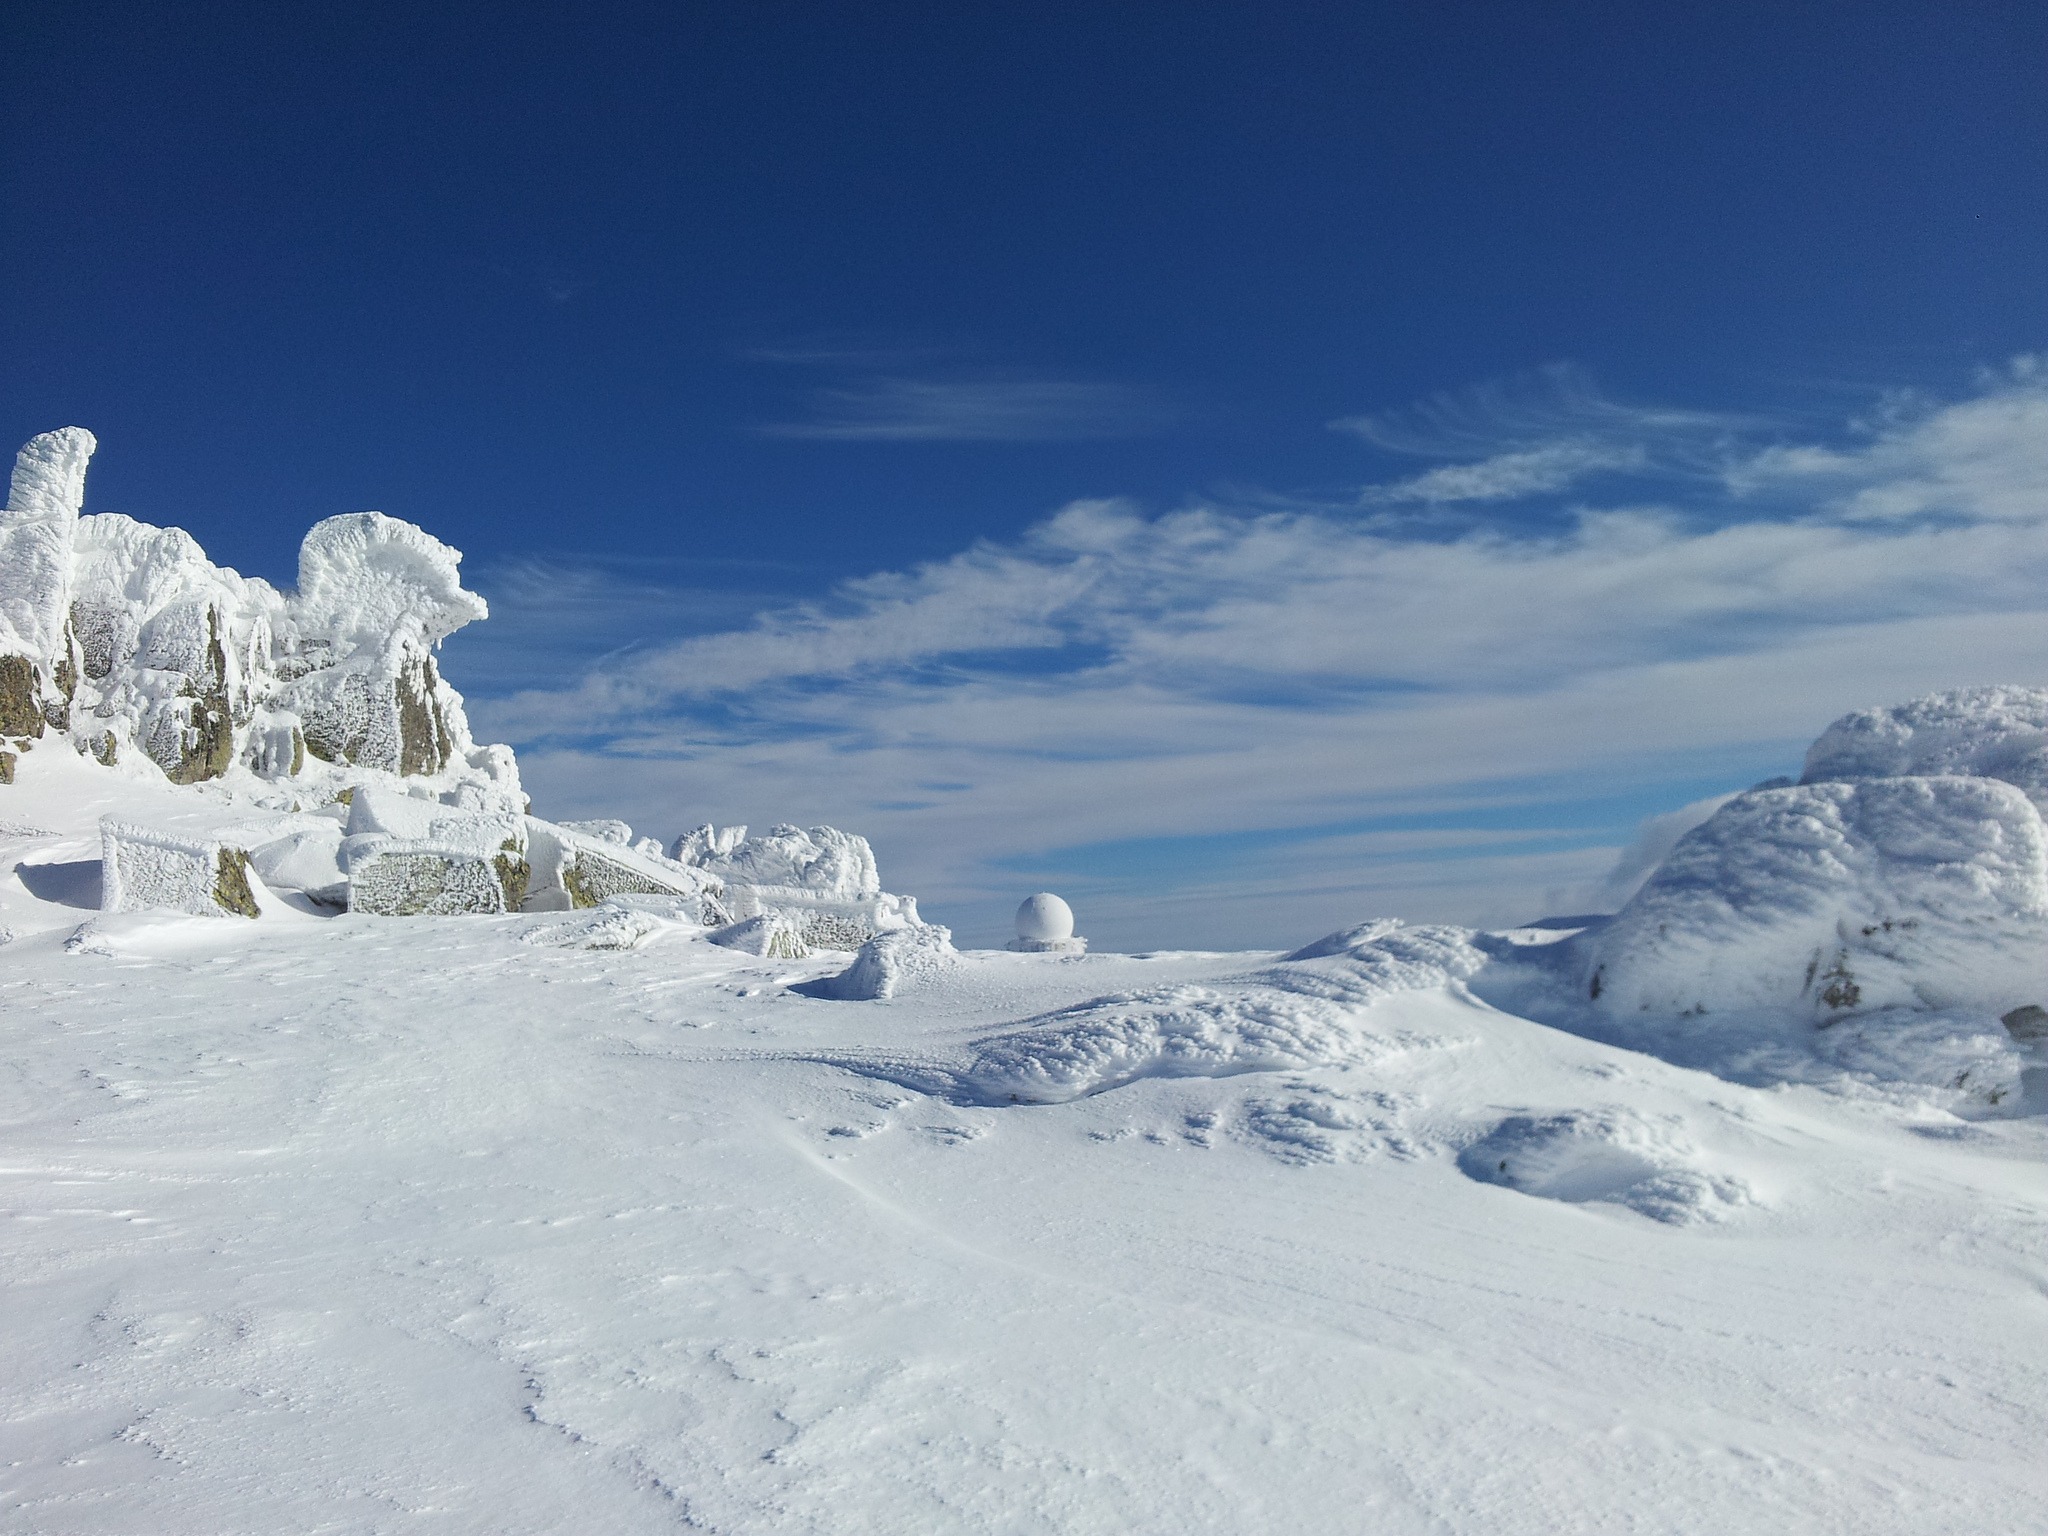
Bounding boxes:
1579 688 2048 1024
1 428 520 812
670 822 918 950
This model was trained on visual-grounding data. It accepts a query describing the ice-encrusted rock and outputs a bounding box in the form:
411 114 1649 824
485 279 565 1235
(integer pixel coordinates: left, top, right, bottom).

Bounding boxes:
708 912 811 959
1802 685 2048 809
1579 770 2048 1024
0 429 94 740
343 788 530 916
100 819 260 919
798 922 960 1001
280 512 495 782
670 822 916 948
0 427 521 811
672 823 881 899
1567 689 2048 1029
69 512 287 782
524 818 728 920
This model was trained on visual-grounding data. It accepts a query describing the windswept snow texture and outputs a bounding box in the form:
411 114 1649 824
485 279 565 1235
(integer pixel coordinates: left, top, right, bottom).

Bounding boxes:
1458 1109 1757 1224
3 740 2048 1533
1801 684 2048 803
939 922 1486 1103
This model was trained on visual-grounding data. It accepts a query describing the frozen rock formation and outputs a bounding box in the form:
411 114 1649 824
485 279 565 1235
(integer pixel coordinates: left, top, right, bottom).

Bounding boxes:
1008 891 1086 954
342 787 530 916
708 912 810 959
101 819 260 919
1 429 96 752
671 822 917 950
1579 687 2048 1028
0 427 520 810
797 922 960 1001
524 818 728 921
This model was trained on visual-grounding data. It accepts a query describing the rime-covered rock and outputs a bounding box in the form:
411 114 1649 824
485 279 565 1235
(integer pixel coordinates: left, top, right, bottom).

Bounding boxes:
1581 695 2048 1024
798 922 959 1001
670 822 916 948
0 429 94 740
1801 685 2048 809
0 427 521 813
524 818 728 920
343 788 530 915
671 823 882 900
100 819 261 919
708 911 810 959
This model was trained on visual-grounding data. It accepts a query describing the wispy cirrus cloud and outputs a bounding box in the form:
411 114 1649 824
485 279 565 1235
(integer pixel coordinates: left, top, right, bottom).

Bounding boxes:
757 375 1172 442
465 360 2048 948
1336 361 1757 507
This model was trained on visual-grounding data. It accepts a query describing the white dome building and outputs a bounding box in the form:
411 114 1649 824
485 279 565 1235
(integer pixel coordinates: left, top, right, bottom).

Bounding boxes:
1008 892 1087 954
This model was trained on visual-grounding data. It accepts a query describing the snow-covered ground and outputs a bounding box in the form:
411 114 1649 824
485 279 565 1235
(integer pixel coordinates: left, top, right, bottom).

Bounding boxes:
5 750 2045 1534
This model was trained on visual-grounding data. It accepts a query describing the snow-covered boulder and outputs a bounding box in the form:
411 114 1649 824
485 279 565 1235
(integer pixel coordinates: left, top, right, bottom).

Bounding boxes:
1802 685 2048 808
343 788 530 916
670 822 917 949
1581 692 2048 1025
278 512 494 783
798 922 959 1001
524 818 728 921
100 818 260 919
708 912 810 959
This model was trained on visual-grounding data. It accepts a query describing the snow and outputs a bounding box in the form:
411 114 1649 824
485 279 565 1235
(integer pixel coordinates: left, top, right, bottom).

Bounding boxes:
1579 775 2048 1024
797 920 960 1000
291 511 489 664
0 427 92 662
1802 684 2048 802
5 557 2048 1530
672 822 884 901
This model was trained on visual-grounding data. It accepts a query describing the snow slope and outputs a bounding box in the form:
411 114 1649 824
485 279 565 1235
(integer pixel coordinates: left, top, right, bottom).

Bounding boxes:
4 748 2046 1533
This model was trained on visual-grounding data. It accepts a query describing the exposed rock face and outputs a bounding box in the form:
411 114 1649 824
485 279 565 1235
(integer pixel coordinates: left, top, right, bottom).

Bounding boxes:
1581 688 2048 1024
0 428 520 812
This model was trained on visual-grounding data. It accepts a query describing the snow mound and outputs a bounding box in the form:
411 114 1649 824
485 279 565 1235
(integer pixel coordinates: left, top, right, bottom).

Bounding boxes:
796 922 959 1000
520 904 667 951
1458 1109 1756 1224
1579 775 2048 1023
950 922 1484 1103
709 912 810 959
1235 1082 1426 1164
1802 685 2048 806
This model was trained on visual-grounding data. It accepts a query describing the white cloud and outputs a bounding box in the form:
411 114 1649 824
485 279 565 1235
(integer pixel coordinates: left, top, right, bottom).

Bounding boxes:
467 366 2048 947
758 377 1170 442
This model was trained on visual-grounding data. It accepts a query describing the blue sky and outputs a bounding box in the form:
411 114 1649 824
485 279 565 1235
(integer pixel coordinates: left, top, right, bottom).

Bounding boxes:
5 3 2047 945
